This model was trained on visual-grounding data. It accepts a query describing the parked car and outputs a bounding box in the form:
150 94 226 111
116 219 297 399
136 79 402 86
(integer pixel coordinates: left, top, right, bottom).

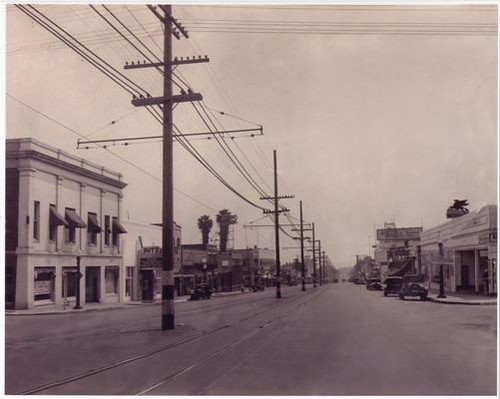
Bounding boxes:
399 282 428 301
366 278 382 291
383 276 403 296
189 284 211 300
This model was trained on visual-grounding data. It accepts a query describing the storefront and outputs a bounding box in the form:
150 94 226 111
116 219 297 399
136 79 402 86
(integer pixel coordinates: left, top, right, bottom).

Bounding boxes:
420 205 497 295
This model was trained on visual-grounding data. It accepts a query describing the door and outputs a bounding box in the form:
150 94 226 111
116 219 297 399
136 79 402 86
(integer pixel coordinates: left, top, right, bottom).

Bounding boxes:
461 264 470 289
85 267 100 303
141 270 155 301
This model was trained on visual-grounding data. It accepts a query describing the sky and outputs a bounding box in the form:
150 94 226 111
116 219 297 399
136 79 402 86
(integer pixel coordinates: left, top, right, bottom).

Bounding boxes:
3 1 498 267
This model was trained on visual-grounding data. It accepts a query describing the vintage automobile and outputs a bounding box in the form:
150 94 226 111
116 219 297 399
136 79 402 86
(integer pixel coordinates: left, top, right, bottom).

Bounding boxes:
189 284 211 300
366 278 383 291
383 276 403 296
399 282 428 301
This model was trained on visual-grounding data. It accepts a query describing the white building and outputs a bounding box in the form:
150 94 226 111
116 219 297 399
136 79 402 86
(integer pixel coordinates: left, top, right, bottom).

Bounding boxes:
420 205 497 295
5 138 127 309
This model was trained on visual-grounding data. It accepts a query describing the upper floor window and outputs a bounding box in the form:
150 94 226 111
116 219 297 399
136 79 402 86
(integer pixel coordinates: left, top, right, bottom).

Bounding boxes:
112 217 127 246
65 208 86 244
33 201 40 240
104 215 111 246
87 212 101 246
49 204 67 242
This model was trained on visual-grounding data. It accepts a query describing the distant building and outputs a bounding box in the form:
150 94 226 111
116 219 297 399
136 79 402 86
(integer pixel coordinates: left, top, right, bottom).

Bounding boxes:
5 138 127 309
121 219 182 301
419 205 497 296
374 223 422 280
233 247 275 288
181 244 217 292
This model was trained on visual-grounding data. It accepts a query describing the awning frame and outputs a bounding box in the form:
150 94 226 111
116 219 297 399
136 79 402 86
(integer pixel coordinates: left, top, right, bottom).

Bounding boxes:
65 209 87 228
50 206 68 227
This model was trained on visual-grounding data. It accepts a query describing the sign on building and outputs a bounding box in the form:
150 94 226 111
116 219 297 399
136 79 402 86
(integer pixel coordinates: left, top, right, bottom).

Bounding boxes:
376 227 422 242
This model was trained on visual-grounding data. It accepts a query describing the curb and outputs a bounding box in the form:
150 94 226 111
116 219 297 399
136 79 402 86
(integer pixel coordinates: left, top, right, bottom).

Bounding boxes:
427 297 497 306
5 297 190 316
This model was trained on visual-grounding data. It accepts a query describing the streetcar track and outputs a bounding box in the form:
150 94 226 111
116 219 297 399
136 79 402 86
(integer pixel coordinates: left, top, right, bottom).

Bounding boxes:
20 286 327 395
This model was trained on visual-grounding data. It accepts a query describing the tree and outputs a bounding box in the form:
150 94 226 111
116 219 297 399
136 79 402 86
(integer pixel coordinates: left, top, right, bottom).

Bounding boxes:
216 209 238 252
197 215 213 246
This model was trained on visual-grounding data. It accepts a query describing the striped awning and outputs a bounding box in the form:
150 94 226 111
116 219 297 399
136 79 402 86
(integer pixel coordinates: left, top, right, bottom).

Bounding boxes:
88 213 102 233
50 206 68 227
65 209 87 228
113 219 127 234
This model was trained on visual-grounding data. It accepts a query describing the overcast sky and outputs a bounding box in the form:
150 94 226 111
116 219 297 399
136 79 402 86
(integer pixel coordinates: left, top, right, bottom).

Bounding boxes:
3 1 498 267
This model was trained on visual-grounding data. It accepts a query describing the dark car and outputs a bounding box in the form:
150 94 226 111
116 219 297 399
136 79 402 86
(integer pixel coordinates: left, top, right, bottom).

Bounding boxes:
383 276 403 296
399 282 428 301
189 284 211 300
366 278 382 291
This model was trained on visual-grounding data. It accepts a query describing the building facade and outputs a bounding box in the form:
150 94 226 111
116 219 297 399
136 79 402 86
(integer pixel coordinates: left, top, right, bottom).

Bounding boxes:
419 205 497 295
122 219 183 301
234 247 275 288
5 138 127 309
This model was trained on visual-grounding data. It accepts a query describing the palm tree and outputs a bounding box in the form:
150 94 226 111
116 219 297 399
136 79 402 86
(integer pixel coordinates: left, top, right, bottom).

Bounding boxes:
216 209 238 252
197 215 213 246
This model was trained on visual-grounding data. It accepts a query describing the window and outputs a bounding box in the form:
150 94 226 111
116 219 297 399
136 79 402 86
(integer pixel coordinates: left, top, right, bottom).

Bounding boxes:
112 217 127 246
49 204 66 242
33 201 40 240
87 212 101 246
105 266 119 294
34 267 55 302
64 208 87 244
104 215 111 246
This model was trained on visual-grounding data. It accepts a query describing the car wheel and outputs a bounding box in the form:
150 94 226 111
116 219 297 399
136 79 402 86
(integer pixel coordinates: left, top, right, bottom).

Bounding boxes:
399 294 404 300
383 291 387 297
420 295 426 301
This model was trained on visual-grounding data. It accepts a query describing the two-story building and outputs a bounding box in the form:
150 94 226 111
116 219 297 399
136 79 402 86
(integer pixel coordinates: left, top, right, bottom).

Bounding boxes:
5 138 127 310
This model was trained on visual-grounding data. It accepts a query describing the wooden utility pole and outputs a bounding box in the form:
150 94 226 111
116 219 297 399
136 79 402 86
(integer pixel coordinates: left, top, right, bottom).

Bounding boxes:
318 240 323 286
299 201 305 291
312 223 316 288
261 150 293 299
128 5 205 330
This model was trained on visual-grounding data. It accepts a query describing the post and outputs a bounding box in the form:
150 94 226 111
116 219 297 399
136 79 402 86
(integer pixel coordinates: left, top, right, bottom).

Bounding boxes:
323 251 326 284
318 241 322 286
300 201 305 292
74 256 82 309
417 245 422 275
273 150 281 299
162 5 175 330
312 223 316 288
438 242 446 298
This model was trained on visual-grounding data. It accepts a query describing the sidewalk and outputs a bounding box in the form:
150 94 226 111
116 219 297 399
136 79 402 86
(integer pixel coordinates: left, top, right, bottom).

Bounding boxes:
4 296 190 316
427 289 497 305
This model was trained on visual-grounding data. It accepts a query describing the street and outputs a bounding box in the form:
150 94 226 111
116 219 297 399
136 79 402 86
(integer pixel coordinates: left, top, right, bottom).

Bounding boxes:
5 284 497 395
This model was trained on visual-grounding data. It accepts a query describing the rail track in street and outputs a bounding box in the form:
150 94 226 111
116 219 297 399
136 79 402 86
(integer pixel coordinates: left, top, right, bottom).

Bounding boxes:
19 286 327 395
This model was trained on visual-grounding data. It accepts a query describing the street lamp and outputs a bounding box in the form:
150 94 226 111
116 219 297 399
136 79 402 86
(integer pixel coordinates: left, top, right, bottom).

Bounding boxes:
74 255 83 309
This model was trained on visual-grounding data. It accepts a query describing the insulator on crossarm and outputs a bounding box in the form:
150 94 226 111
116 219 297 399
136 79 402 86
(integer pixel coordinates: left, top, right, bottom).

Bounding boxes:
125 61 129 65
131 61 135 65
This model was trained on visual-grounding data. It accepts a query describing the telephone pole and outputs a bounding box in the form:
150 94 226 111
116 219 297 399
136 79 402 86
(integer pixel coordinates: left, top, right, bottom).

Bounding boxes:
312 223 316 288
299 201 306 291
318 240 323 286
127 5 205 330
261 150 293 299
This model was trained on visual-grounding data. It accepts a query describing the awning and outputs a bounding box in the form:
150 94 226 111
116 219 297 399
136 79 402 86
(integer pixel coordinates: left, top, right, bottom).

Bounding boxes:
50 206 68 227
88 213 102 233
113 219 127 234
65 209 87 228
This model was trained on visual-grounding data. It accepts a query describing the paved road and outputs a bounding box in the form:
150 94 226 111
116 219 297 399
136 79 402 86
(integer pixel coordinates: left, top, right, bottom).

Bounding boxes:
5 284 497 395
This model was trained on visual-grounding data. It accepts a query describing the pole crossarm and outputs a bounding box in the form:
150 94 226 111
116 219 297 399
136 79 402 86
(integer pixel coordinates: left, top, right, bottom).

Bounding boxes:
124 56 210 70
243 223 309 228
158 5 189 38
260 194 294 200
263 208 290 214
147 5 182 39
132 92 202 107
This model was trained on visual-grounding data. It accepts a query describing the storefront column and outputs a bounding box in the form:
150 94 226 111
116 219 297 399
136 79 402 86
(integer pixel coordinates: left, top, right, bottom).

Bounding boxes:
100 265 106 303
54 264 63 306
474 249 480 294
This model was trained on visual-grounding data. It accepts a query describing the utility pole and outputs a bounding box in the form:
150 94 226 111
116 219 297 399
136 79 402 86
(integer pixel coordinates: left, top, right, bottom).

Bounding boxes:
299 201 305 291
261 150 293 299
323 250 326 284
318 240 323 286
127 5 205 330
312 223 316 288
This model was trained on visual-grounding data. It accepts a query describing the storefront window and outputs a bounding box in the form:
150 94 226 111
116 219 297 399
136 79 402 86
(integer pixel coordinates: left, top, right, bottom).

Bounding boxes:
34 267 55 302
105 266 119 294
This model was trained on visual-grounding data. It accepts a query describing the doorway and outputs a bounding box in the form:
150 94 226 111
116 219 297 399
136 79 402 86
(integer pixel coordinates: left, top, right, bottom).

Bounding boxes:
85 267 100 303
141 270 155 301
